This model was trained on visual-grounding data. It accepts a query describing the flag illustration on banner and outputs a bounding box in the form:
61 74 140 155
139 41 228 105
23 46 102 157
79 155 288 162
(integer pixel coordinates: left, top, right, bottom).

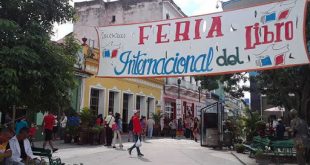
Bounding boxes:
103 49 119 58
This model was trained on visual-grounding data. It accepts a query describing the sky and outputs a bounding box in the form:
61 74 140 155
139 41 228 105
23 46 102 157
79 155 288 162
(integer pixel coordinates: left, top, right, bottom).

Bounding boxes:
53 0 250 100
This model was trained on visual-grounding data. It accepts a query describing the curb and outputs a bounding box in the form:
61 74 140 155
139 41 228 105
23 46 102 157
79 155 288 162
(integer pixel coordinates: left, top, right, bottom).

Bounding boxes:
231 152 247 165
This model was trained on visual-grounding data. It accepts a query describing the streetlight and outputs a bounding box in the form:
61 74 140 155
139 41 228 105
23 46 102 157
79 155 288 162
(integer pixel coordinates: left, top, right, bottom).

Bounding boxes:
177 78 181 99
198 86 202 103
260 94 266 120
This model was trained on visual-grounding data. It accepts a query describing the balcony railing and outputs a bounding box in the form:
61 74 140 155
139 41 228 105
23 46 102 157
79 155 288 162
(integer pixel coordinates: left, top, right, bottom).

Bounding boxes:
166 78 200 92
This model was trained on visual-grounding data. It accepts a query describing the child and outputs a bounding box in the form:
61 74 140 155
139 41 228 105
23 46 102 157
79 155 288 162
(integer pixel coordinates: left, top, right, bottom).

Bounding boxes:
28 123 37 147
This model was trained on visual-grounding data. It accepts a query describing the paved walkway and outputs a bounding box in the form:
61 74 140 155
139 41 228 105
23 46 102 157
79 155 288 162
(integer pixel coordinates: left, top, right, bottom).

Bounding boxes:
35 138 248 165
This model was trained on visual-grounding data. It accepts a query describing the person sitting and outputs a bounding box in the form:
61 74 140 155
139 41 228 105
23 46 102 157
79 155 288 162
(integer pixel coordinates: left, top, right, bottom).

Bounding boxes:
7 127 40 165
0 130 13 163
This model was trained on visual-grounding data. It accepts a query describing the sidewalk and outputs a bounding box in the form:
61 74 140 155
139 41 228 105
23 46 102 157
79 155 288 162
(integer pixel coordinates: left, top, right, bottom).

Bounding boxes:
33 138 245 165
231 151 298 165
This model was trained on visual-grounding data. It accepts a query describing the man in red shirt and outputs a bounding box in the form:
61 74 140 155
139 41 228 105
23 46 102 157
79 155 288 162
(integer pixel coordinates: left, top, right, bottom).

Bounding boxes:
42 112 58 152
128 110 144 157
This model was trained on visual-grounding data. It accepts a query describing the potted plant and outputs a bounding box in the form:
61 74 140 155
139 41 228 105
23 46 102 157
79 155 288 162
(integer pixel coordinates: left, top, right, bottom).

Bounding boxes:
234 144 245 153
89 126 101 145
78 107 95 145
151 110 163 136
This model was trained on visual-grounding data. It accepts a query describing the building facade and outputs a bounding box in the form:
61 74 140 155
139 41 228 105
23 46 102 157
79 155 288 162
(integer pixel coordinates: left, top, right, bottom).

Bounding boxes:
73 0 205 130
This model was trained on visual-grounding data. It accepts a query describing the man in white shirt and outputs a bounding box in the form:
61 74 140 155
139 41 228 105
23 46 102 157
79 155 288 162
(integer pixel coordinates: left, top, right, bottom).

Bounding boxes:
8 127 39 165
147 117 155 139
104 111 115 146
60 112 67 140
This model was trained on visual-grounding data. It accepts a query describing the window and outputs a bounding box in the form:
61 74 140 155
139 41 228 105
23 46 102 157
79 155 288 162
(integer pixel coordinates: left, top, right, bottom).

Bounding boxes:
166 13 170 20
136 96 141 110
109 91 115 113
111 15 116 23
90 89 100 113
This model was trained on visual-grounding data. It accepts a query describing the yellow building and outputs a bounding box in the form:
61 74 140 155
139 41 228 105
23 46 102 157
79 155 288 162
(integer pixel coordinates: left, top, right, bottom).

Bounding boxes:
81 44 164 131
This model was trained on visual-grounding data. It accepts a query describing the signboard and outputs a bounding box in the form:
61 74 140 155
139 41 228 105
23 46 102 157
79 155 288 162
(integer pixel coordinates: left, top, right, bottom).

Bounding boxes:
97 0 309 78
176 99 182 119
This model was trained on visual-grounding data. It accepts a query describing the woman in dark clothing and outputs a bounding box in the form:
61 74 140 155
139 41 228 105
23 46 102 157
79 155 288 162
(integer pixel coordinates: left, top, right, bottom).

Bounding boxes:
193 118 199 142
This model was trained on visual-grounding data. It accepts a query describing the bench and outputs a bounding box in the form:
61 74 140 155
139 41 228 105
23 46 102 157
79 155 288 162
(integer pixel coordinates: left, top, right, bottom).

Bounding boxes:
32 147 62 165
270 139 295 156
243 136 271 157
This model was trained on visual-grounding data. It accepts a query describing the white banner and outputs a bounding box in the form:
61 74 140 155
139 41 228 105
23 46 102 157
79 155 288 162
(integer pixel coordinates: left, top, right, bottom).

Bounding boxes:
97 0 309 78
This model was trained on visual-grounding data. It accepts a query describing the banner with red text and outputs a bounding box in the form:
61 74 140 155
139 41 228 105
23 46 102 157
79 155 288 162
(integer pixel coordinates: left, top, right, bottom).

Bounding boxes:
97 0 309 78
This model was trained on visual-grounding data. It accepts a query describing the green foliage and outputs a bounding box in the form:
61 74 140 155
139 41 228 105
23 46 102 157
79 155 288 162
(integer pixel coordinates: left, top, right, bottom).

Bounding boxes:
241 107 261 142
0 0 77 112
234 143 245 153
196 73 249 99
80 107 94 125
151 111 164 125
256 65 310 119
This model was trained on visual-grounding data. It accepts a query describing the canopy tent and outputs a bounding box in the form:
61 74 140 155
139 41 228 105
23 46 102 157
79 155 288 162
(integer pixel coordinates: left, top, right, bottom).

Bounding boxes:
264 107 285 112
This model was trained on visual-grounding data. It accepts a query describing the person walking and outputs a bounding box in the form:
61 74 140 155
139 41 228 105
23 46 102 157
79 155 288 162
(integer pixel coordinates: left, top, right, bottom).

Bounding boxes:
169 119 177 139
192 118 199 142
128 110 144 157
105 111 115 146
140 116 147 142
128 116 133 142
60 112 67 140
112 113 123 149
42 112 58 152
147 117 155 139
52 116 58 140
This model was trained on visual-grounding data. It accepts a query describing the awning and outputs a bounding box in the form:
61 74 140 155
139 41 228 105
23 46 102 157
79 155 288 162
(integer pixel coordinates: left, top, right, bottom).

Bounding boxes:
264 107 285 112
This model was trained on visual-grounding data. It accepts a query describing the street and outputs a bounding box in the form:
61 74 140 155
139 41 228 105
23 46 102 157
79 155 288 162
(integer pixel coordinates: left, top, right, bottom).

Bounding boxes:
47 139 244 165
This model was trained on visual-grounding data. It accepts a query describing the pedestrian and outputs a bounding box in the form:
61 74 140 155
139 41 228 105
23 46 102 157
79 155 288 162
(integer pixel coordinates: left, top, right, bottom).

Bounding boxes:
52 116 58 140
128 110 144 157
147 117 155 139
128 116 133 142
140 116 147 142
184 117 191 139
15 117 28 135
42 112 58 152
112 113 123 149
169 119 177 139
96 114 104 126
104 111 115 146
193 118 199 142
190 117 194 140
290 109 308 165
276 119 285 140
60 112 67 140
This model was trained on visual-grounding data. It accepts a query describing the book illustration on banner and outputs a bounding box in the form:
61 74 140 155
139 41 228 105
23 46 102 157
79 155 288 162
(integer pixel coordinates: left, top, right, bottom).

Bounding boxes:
254 44 290 67
101 41 121 67
260 0 296 24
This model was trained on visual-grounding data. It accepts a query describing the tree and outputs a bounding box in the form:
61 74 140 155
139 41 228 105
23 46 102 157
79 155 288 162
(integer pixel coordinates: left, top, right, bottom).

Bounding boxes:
196 73 249 99
0 0 78 113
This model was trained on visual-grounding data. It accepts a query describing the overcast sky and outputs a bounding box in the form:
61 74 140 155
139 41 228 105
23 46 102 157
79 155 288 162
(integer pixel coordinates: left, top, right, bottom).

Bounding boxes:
52 0 223 41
